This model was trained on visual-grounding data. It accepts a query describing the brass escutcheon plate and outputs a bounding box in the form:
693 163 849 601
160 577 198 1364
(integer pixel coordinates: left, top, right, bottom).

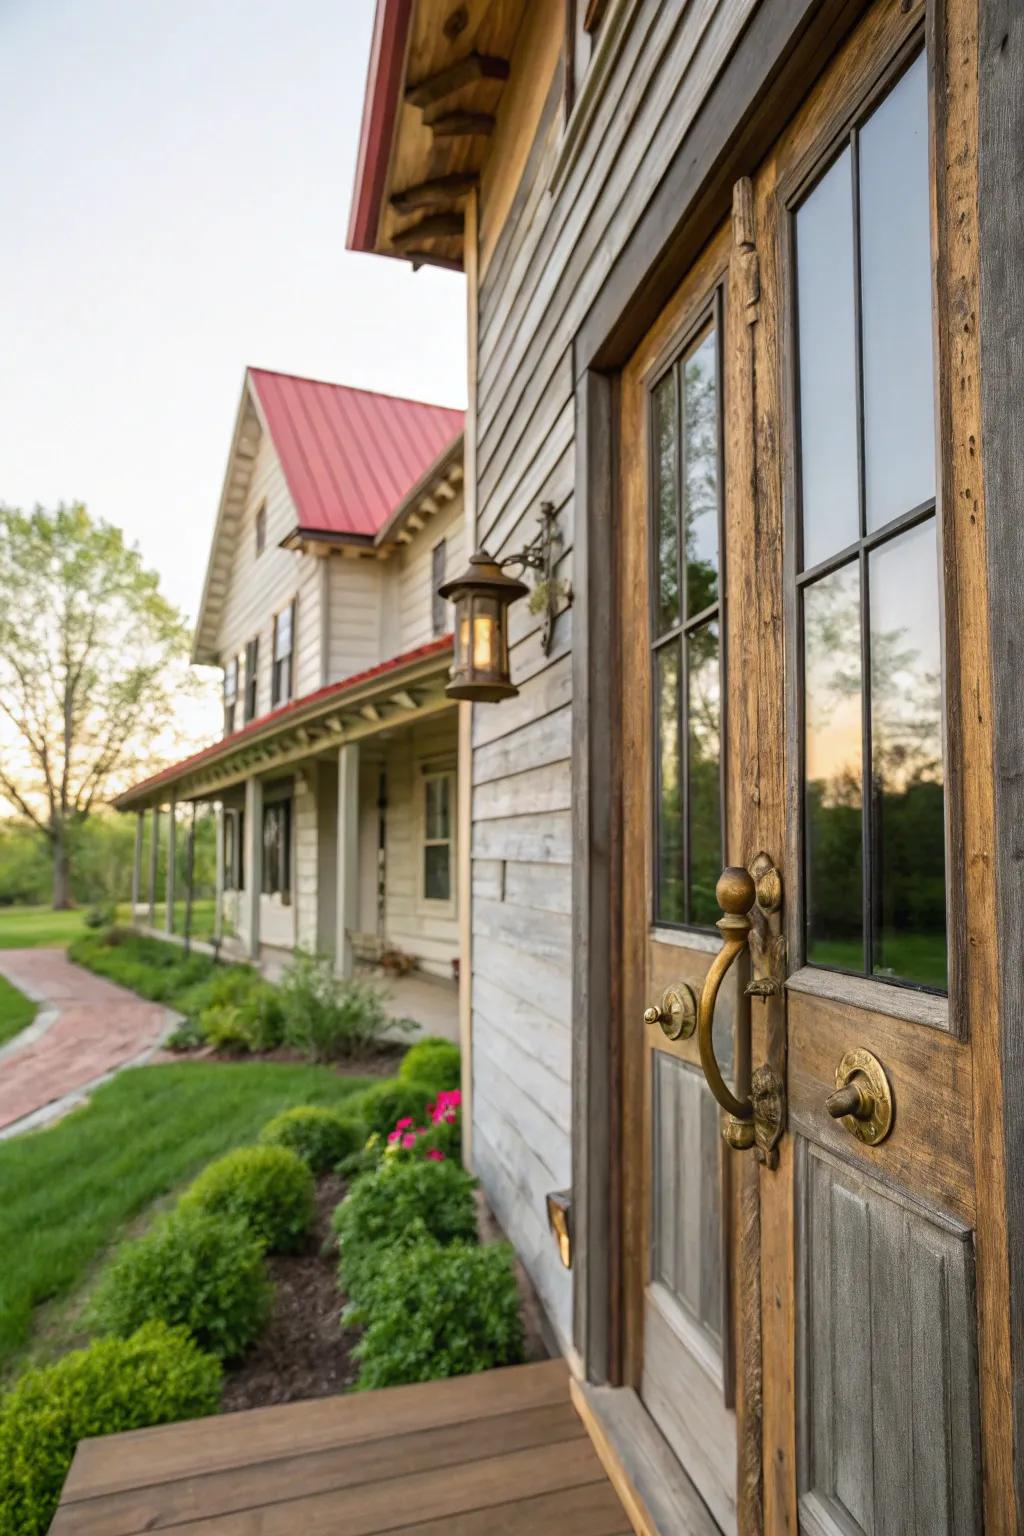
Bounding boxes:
644 983 698 1041
833 1047 894 1146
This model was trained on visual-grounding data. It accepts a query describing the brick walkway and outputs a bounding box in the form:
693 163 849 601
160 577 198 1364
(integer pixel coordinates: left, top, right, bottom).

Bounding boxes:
0 949 173 1135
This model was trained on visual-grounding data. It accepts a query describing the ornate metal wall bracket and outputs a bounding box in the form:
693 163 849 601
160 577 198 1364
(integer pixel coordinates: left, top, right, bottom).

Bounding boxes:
504 502 572 655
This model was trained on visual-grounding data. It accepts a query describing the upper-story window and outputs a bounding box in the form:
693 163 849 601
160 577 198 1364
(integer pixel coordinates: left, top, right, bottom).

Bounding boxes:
650 305 724 930
244 637 259 723
422 771 454 904
431 541 447 637
255 503 267 558
272 601 294 707
795 51 944 992
223 656 239 735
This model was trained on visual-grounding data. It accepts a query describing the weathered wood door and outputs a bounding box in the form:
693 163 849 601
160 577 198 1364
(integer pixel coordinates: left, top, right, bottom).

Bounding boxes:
620 2 1009 1531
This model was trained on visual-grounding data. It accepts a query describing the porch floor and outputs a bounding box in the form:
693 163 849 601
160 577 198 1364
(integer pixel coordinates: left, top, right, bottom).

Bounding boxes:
52 1359 632 1535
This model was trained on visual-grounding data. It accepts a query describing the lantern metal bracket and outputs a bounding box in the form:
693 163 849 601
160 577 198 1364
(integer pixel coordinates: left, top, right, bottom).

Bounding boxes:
497 502 572 655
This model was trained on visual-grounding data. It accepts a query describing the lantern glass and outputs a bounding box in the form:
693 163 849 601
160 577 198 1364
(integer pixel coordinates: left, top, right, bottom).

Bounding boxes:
438 548 528 702
472 595 500 671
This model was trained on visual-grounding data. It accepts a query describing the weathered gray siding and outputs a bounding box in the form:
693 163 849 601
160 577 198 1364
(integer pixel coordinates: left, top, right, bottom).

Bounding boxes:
470 0 758 1349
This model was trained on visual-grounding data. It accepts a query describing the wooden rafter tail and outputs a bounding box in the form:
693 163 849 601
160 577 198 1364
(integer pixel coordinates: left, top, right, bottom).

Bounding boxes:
405 52 510 109
390 172 478 214
427 109 495 138
390 212 464 252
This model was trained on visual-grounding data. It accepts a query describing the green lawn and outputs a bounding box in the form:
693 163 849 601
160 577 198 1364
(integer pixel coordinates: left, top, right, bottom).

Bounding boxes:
0 975 36 1048
0 907 106 949
0 1062 371 1374
148 898 217 939
807 931 947 991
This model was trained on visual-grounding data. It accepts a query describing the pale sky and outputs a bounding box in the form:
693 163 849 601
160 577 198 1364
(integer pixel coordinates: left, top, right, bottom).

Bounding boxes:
0 0 468 627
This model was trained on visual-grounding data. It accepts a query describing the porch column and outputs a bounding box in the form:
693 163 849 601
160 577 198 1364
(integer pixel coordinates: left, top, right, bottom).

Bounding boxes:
336 743 359 979
131 813 143 921
148 807 159 927
214 803 224 943
244 776 263 960
164 797 176 934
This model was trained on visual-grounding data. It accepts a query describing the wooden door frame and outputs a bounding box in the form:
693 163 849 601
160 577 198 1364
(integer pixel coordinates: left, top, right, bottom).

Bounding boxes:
568 0 1024 1528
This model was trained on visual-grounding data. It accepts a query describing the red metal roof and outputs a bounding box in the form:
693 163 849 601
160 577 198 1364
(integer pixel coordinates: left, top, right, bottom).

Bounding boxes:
113 636 453 809
248 368 463 538
347 0 412 254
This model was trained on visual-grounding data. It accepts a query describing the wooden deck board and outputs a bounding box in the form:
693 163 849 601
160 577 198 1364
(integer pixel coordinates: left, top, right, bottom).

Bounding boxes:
52 1360 631 1536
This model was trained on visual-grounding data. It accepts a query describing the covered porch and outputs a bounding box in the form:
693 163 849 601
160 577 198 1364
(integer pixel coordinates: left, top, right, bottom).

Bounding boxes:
113 640 460 1038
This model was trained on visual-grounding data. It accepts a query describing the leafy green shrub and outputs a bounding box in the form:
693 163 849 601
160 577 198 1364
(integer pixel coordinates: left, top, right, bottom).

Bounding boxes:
399 1038 461 1094
201 1003 252 1055
332 1157 478 1304
347 1079 435 1140
0 1323 220 1536
260 1105 365 1174
90 1207 272 1360
241 983 286 1051
83 901 116 929
180 1145 314 1252
280 951 405 1060
350 1240 524 1390
165 1016 206 1052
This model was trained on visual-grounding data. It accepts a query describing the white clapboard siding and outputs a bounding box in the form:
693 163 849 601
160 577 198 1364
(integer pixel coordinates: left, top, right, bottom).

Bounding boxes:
395 491 466 652
379 710 459 978
326 557 384 683
469 0 758 1352
215 427 321 719
293 773 319 950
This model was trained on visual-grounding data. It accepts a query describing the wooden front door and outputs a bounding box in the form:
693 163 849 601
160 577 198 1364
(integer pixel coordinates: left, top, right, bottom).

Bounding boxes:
619 2 1009 1531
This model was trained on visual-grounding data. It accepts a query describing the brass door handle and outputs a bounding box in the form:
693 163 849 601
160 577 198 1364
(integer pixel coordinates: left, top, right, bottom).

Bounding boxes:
644 983 697 1041
697 867 756 1122
826 1048 893 1145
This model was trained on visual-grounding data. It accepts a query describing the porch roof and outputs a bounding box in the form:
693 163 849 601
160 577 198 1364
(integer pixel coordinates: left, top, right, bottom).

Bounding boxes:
112 636 454 812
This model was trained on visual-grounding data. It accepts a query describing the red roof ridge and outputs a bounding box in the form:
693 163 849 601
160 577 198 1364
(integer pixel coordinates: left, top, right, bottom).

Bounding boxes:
246 365 465 416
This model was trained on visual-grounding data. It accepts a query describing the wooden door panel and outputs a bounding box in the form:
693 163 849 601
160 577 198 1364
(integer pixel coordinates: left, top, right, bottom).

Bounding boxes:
798 1145 980 1535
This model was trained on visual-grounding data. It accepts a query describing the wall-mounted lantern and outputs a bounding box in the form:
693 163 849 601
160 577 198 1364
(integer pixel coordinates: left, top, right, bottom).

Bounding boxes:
438 503 570 703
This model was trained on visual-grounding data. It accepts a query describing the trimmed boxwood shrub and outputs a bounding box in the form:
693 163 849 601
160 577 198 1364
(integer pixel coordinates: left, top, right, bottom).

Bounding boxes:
399 1038 461 1094
347 1079 435 1141
350 1240 524 1390
259 1105 365 1174
0 1323 221 1536
180 1144 314 1252
332 1157 478 1304
90 1207 272 1360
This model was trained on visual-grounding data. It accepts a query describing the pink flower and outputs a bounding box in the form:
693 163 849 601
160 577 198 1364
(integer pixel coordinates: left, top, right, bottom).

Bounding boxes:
401 1132 417 1149
394 1117 414 1131
426 1148 445 1161
387 1130 401 1144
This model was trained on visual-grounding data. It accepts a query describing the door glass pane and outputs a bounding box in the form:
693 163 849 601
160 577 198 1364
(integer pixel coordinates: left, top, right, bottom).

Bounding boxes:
653 372 680 633
860 52 935 531
796 148 860 570
687 622 721 925
683 328 719 618
869 519 946 987
425 777 450 841
805 562 864 970
655 641 684 924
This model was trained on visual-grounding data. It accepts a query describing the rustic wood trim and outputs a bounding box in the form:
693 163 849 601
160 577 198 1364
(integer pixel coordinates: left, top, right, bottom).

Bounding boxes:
459 189 480 1170
390 212 464 250
390 173 478 213
406 52 509 109
583 0 610 33
571 365 619 1384
575 0 872 375
570 1377 721 1536
974 0 1024 1522
427 109 495 138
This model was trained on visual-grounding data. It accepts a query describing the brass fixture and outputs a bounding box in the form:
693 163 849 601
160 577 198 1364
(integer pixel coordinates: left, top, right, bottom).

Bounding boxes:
696 856 787 1168
826 1048 894 1146
546 1190 573 1269
438 504 571 701
644 982 698 1041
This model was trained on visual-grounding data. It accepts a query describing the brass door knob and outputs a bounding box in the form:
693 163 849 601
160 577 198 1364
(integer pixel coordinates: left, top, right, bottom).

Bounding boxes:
827 1048 893 1145
643 983 697 1041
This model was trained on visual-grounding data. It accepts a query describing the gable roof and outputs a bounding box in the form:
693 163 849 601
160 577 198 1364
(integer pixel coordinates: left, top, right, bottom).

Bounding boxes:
191 368 463 664
248 368 463 539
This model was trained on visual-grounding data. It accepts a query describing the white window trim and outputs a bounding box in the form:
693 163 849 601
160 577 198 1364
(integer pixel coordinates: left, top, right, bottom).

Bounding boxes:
417 766 457 917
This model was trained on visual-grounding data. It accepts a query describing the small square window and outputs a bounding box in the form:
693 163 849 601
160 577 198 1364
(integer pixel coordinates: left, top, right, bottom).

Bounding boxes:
431 541 447 636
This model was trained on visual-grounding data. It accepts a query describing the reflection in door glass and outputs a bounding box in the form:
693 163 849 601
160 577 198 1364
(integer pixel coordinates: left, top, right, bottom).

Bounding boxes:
653 372 680 634
804 565 863 971
795 147 859 571
656 642 684 924
860 52 935 531
870 522 946 987
687 622 721 925
683 329 719 618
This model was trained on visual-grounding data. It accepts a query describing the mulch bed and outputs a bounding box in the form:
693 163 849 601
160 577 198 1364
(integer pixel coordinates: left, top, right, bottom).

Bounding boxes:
221 1174 359 1412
